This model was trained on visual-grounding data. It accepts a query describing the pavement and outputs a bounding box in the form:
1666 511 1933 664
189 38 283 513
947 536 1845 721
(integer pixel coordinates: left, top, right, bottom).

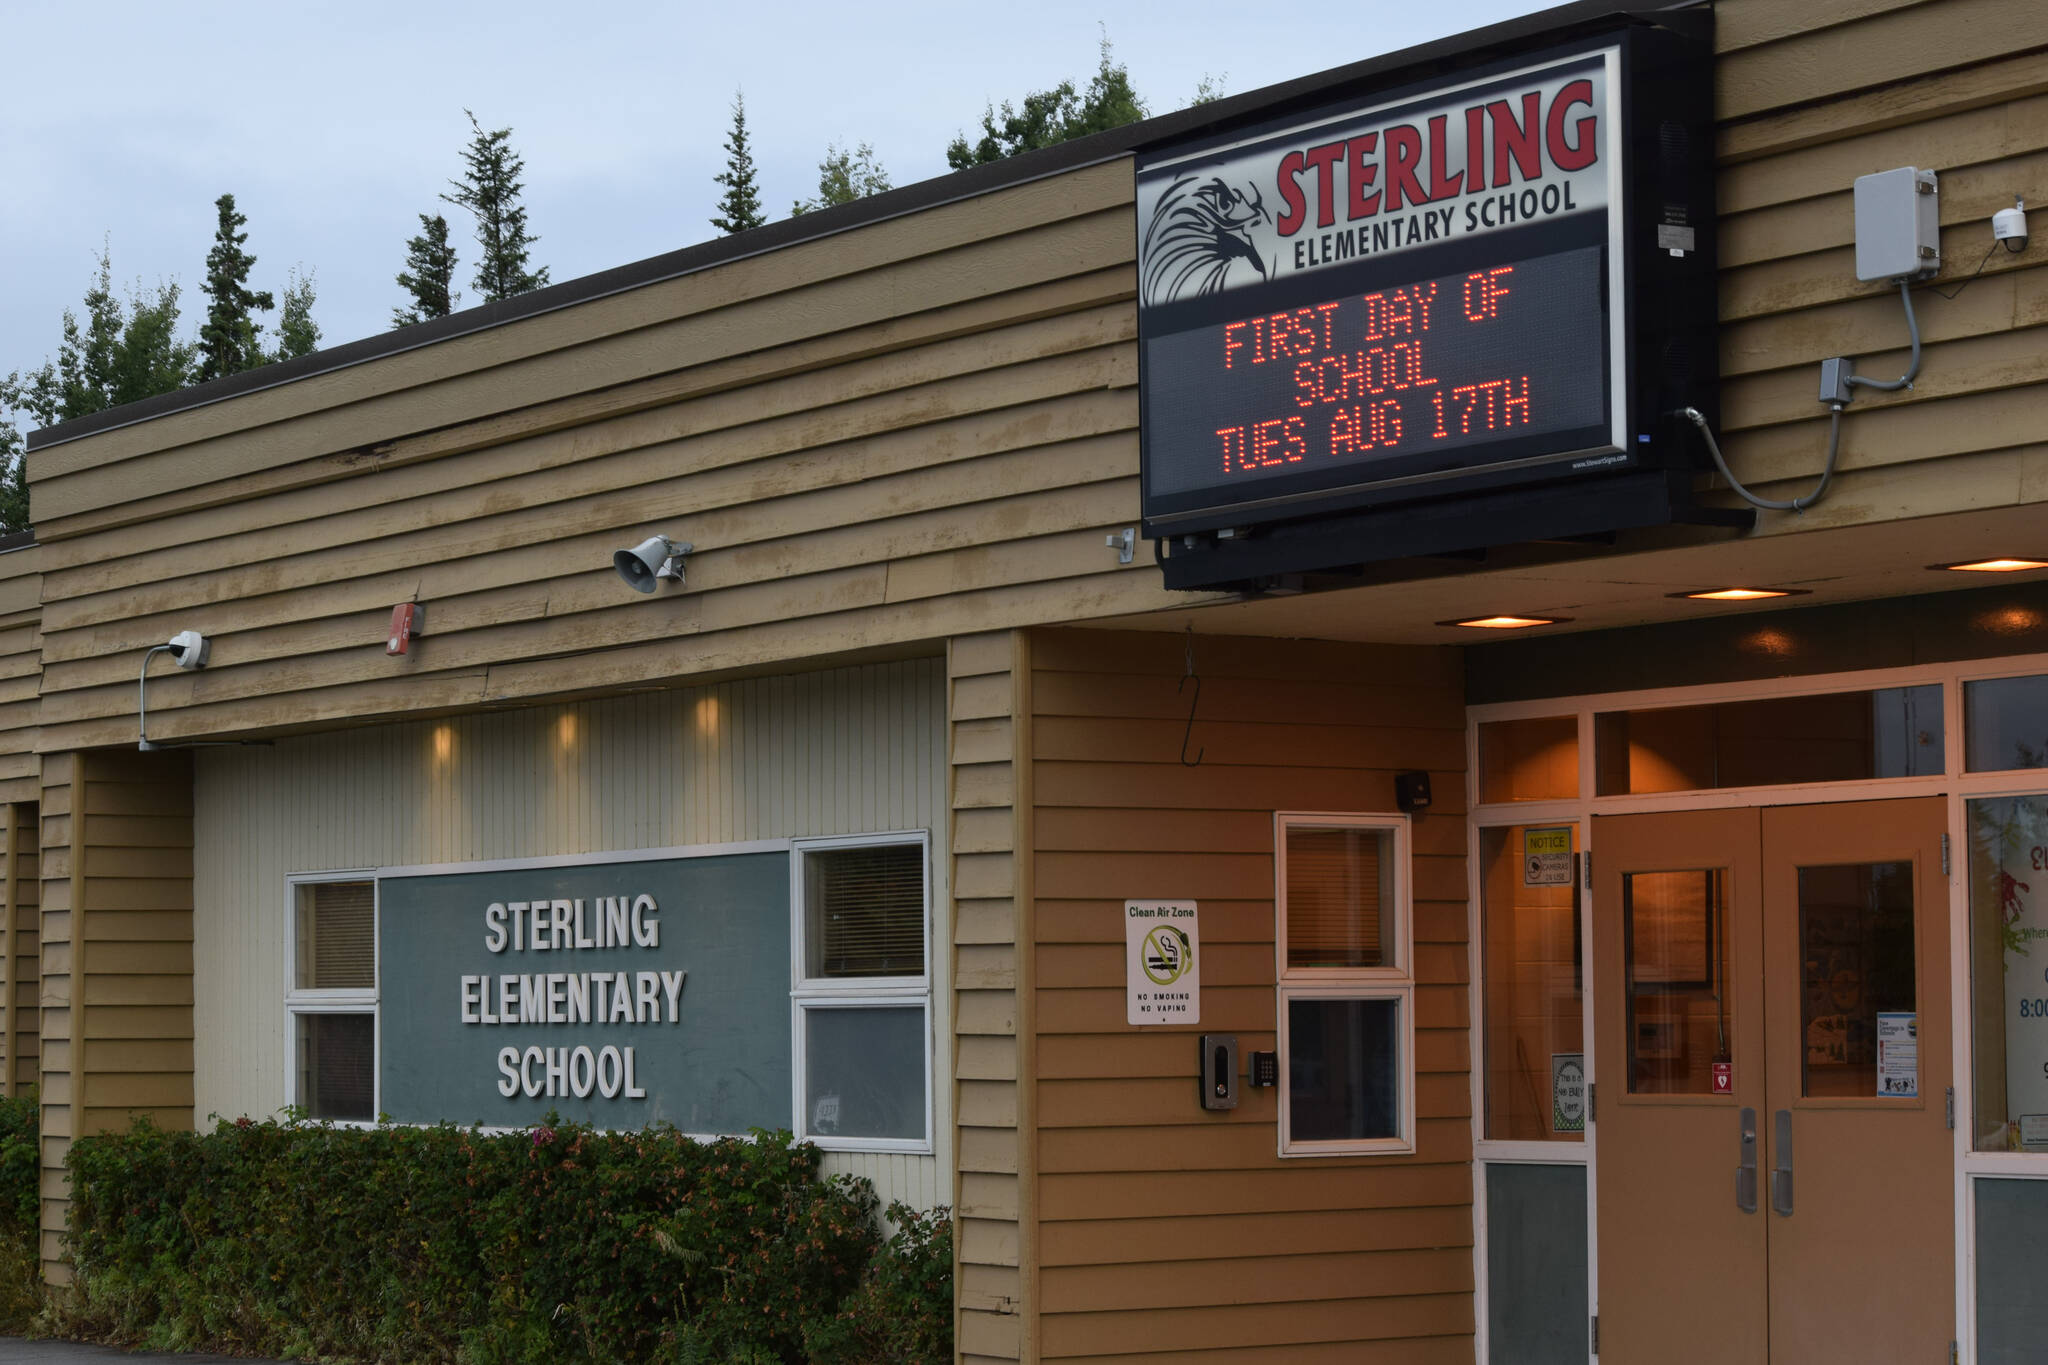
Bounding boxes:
0 1342 266 1363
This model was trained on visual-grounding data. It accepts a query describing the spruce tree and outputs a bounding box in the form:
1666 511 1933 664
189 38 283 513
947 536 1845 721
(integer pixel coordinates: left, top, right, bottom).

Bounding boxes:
442 111 549 303
393 213 460 327
791 142 891 216
197 193 275 383
710 91 767 235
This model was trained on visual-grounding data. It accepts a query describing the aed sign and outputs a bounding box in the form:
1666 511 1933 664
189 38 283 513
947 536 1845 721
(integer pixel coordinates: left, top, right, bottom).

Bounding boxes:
378 850 790 1131
1137 43 1641 537
1126 900 1201 1025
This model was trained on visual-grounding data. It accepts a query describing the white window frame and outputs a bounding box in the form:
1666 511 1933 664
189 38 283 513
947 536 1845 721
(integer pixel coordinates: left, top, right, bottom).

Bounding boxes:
789 830 933 1155
283 870 380 1126
1275 812 1416 1156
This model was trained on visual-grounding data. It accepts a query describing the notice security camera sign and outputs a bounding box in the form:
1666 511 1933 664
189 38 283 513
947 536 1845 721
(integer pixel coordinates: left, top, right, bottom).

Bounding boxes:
1524 826 1574 886
1127 900 1200 1025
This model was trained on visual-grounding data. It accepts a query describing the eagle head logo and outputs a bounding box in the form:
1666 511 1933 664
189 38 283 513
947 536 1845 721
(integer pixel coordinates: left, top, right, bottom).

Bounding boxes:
1142 175 1271 305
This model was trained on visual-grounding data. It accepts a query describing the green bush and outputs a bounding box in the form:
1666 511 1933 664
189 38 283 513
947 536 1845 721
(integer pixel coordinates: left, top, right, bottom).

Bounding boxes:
62 1115 953 1364
0 1087 40 1332
801 1200 953 1365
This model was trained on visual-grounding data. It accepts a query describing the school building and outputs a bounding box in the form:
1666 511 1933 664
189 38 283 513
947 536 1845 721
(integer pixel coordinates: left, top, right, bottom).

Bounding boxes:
10 0 2048 1359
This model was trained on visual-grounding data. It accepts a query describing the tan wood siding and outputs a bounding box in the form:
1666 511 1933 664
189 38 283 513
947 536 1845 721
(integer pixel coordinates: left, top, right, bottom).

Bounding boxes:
1025 629 1469 1361
37 750 193 1277
950 630 1031 1364
1709 0 2048 532
1 802 39 1095
23 163 1217 752
190 658 949 1213
0 546 42 805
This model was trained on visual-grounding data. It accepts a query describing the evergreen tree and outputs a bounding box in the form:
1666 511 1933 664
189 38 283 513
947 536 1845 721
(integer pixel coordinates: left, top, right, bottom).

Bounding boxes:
946 33 1149 169
393 213 460 327
790 142 892 216
710 91 767 235
442 111 549 303
20 246 196 422
271 268 321 361
197 193 275 383
0 375 28 533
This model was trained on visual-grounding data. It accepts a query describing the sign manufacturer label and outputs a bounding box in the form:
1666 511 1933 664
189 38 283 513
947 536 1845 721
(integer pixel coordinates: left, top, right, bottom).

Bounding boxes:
1126 900 1201 1026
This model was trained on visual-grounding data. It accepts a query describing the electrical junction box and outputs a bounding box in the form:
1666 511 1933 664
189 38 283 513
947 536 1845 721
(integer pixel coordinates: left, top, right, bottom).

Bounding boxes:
1854 167 1940 282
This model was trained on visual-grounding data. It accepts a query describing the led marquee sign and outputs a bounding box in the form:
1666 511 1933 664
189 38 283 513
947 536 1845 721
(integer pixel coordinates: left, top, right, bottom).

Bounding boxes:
1136 23 1718 581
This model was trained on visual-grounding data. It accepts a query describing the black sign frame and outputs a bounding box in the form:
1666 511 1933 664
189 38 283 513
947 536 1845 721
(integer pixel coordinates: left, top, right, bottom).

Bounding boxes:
1133 16 1721 588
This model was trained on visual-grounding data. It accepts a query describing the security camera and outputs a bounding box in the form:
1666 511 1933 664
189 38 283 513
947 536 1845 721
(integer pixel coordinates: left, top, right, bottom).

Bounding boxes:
165 630 211 670
613 536 691 593
1994 197 2029 253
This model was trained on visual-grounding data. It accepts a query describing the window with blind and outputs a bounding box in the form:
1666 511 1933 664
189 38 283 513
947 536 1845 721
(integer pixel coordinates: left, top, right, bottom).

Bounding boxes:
1285 825 1394 970
792 833 932 1153
286 876 377 1122
804 843 925 978
1277 814 1414 1155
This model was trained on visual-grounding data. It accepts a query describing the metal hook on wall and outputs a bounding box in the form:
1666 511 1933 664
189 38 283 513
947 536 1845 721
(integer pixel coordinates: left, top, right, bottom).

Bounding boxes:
1178 625 1204 767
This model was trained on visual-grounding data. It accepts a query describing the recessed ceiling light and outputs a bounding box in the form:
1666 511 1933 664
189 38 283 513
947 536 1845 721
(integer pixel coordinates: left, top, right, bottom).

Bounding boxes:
1932 558 2048 573
1440 615 1569 630
1671 587 1810 602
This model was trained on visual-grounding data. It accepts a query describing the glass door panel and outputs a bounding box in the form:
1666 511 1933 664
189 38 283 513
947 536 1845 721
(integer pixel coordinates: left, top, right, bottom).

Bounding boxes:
1795 861 1916 1099
1623 868 1730 1094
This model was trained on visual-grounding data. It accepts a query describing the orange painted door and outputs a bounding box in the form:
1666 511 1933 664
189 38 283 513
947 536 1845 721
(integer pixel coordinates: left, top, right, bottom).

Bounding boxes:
1591 801 1955 1362
1759 799 1954 1363
1593 807 1768 1363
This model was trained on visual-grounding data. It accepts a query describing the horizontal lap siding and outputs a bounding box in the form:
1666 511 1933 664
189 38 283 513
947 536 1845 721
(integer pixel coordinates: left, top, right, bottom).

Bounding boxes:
950 631 1029 1364
2 803 36 1094
24 163 1210 751
0 547 41 804
1027 629 1469 1361
38 750 194 1277
1711 0 2048 533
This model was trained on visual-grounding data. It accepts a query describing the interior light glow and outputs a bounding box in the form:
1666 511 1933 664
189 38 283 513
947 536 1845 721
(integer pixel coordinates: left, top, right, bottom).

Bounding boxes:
1440 615 1567 630
1673 587 1805 601
1934 558 2048 573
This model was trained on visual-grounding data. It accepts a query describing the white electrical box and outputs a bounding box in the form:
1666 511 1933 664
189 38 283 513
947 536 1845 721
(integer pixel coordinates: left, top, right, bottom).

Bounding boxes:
1853 167 1940 282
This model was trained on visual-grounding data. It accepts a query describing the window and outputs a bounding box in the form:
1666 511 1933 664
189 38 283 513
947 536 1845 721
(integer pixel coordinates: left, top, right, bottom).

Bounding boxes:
791 833 931 1152
286 876 377 1122
1593 685 1944 794
1479 823 1584 1140
1966 795 2048 1153
1276 814 1413 1155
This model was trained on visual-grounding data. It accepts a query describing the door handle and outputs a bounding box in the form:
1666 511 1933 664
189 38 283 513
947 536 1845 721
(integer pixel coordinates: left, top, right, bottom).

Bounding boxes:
1770 1109 1793 1216
1736 1106 1758 1213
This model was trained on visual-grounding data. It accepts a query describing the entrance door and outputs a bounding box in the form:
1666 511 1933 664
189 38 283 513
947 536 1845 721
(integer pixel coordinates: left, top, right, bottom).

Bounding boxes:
1592 799 1952 1362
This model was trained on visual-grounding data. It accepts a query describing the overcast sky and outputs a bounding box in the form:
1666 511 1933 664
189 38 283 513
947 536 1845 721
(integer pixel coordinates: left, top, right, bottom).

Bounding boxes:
2 0 1556 390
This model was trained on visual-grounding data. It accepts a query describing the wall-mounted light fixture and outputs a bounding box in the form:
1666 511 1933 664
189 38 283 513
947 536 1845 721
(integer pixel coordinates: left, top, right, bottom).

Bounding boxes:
613 536 692 593
138 630 212 751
